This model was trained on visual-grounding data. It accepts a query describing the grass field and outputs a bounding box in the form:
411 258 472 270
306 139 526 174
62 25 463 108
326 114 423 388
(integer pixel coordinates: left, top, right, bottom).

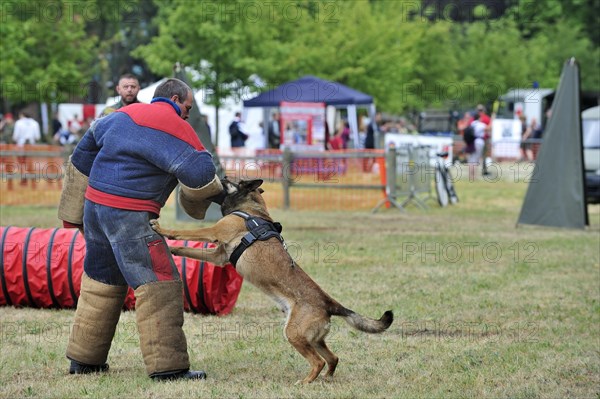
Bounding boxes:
0 175 599 398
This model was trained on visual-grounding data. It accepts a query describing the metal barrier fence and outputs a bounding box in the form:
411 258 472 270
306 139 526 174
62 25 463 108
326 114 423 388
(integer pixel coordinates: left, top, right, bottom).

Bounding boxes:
373 144 434 212
221 146 435 211
219 149 388 211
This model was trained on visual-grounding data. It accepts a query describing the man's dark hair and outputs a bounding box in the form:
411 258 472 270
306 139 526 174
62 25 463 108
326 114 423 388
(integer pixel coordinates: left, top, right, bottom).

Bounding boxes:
153 78 191 100
119 73 139 82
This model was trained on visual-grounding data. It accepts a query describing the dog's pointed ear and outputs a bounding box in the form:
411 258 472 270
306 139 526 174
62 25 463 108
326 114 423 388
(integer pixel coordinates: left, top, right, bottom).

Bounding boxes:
223 178 239 195
241 179 263 192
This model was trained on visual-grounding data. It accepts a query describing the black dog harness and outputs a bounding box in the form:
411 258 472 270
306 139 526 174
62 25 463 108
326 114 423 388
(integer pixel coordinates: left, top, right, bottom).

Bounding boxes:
229 211 285 267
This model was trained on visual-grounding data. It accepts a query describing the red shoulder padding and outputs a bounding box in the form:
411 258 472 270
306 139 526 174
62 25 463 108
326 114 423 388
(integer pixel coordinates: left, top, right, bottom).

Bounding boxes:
119 103 205 151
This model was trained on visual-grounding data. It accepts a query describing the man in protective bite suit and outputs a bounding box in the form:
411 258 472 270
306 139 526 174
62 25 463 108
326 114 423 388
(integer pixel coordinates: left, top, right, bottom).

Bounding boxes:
58 78 225 381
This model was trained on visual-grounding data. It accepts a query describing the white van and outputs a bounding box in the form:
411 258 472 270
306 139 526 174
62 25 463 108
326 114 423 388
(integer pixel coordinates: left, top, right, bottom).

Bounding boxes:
583 105 600 203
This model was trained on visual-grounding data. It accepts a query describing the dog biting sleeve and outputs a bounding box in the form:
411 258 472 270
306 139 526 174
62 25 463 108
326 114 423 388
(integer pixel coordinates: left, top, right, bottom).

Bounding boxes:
179 175 224 219
58 156 89 226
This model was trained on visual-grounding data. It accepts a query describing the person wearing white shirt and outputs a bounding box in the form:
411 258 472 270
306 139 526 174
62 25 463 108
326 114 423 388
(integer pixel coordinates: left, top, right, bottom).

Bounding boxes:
468 113 487 180
12 111 41 187
13 111 41 145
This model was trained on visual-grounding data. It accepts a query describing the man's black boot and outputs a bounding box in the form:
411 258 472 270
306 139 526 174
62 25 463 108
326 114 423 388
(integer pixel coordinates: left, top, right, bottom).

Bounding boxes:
69 359 109 374
150 369 207 381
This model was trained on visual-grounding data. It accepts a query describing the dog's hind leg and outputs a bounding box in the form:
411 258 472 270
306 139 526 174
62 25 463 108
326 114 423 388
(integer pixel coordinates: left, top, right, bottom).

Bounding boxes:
314 339 338 378
287 336 325 384
285 313 325 384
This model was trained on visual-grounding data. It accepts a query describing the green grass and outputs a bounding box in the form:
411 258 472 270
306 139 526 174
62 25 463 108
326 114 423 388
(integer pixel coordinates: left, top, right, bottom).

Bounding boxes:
1 177 599 398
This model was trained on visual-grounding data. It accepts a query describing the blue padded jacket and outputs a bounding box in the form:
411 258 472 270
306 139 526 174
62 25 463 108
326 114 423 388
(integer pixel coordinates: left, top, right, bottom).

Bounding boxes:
71 98 216 215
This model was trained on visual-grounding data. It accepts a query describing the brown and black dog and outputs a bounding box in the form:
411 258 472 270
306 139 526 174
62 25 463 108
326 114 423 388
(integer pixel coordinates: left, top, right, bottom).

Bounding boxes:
150 178 393 384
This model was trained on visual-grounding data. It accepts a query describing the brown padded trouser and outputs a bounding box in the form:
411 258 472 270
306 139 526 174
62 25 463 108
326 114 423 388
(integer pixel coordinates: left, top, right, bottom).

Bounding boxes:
135 280 190 376
66 274 128 365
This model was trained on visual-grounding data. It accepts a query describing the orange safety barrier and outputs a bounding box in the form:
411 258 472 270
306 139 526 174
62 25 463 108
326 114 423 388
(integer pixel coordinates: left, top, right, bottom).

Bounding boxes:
0 144 66 205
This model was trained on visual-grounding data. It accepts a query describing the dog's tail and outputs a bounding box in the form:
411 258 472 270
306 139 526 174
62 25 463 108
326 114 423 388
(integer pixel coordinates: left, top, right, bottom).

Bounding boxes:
331 305 393 334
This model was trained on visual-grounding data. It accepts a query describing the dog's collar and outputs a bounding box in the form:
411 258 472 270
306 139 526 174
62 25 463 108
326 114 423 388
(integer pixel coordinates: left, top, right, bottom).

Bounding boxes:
229 211 284 267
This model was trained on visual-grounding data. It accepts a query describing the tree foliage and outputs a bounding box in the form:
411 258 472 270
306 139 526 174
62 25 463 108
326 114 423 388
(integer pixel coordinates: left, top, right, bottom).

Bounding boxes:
136 0 598 114
1 0 598 116
0 0 97 106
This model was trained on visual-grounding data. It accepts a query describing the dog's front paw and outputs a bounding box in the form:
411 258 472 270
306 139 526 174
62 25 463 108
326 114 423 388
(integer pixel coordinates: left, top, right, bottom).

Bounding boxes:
149 219 163 233
170 246 185 256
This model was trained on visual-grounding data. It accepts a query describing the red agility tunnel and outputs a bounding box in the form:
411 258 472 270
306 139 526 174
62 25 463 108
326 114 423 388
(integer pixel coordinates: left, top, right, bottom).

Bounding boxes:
0 226 243 315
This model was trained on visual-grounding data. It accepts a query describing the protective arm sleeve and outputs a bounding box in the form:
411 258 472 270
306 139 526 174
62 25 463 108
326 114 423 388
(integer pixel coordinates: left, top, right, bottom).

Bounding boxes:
57 156 89 226
179 175 224 220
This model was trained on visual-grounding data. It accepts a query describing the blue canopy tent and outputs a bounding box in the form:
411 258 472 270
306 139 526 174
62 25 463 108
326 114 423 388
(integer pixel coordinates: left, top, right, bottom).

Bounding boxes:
243 75 376 148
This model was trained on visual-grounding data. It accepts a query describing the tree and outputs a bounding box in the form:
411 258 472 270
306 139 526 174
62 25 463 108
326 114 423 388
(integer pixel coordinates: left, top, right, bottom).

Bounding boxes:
83 0 161 96
134 0 278 144
1 0 97 128
451 17 531 107
273 1 421 113
133 0 598 123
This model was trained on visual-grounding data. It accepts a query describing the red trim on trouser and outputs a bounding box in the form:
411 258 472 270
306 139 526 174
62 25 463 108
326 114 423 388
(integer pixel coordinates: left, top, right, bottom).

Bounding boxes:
147 239 174 281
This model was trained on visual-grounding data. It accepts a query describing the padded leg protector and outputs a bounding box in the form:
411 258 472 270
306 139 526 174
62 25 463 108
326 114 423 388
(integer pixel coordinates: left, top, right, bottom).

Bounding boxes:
66 274 127 365
135 280 190 376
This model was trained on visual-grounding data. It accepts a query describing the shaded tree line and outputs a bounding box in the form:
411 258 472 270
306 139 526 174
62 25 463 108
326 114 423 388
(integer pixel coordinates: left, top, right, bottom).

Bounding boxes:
1 0 598 119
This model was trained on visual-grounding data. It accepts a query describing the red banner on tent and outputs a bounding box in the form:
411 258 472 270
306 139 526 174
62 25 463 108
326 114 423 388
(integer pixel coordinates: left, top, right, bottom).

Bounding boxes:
280 101 326 151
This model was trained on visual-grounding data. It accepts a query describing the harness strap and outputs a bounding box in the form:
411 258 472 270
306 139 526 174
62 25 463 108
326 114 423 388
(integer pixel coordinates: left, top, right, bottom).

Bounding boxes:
229 211 283 267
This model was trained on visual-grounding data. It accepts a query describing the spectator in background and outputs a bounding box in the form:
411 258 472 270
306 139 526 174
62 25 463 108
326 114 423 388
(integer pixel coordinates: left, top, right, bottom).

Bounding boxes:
13 111 41 145
323 120 331 151
476 104 491 125
13 111 41 186
100 74 141 116
476 104 491 176
333 120 350 149
363 112 383 172
68 114 82 137
455 111 474 163
328 121 342 150
229 112 248 148
518 114 532 162
52 112 62 137
525 117 540 161
365 112 382 150
0 113 15 144
328 128 344 150
468 113 487 180
267 111 281 149
457 111 474 136
53 112 78 147
532 114 545 139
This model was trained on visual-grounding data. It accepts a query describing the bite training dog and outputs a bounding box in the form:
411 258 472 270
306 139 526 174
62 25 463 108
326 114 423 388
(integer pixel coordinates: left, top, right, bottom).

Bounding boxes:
150 178 393 384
